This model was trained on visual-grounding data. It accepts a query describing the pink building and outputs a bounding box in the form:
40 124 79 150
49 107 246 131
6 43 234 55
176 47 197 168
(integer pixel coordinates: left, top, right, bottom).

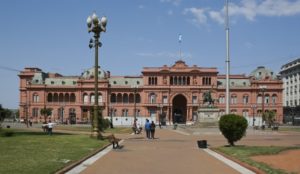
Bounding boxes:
19 60 283 125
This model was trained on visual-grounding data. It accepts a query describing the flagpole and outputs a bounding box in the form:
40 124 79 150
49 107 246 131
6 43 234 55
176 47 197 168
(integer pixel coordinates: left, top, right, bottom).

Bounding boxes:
225 0 230 114
179 34 182 59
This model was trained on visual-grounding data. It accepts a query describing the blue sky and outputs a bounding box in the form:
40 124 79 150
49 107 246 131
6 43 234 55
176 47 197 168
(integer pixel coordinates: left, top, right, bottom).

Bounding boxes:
1 0 300 109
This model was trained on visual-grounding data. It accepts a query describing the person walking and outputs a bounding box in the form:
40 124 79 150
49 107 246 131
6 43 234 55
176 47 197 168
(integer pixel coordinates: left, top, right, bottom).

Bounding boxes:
150 121 156 139
145 119 151 139
47 121 55 136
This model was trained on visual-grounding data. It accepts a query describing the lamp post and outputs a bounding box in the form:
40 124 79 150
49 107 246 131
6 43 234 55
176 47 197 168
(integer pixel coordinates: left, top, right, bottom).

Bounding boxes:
60 103 65 124
110 105 114 128
87 12 107 138
158 103 163 127
109 84 113 128
259 85 267 114
251 104 256 126
133 85 138 120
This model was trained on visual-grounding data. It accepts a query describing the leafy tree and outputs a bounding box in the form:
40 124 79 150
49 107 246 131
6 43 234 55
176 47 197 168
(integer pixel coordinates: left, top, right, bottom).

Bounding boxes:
0 105 12 128
262 111 276 128
40 108 52 123
219 114 248 146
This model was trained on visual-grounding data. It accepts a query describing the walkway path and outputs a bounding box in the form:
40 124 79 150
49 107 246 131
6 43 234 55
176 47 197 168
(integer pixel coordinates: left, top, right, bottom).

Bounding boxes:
79 128 247 174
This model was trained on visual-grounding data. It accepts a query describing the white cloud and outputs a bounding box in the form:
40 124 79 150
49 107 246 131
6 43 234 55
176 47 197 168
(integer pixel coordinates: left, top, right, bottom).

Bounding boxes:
183 8 207 26
185 0 300 25
160 0 181 6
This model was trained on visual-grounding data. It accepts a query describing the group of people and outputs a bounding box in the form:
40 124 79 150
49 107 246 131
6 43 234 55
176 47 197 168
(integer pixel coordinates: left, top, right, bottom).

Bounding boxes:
42 121 56 135
145 119 156 139
132 119 156 139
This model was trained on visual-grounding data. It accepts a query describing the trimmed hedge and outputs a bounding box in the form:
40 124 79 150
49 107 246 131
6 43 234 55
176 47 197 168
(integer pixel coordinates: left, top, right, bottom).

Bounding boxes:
219 114 248 146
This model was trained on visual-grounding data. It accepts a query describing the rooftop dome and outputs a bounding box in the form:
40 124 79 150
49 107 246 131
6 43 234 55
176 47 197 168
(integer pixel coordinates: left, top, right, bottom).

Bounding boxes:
81 66 107 79
249 66 277 80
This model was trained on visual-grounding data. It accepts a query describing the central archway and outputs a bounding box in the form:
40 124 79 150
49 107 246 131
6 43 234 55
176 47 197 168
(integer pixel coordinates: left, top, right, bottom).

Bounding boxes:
172 94 187 123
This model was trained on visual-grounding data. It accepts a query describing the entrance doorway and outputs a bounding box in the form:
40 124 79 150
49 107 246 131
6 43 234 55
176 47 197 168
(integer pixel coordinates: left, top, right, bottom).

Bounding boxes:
172 94 187 123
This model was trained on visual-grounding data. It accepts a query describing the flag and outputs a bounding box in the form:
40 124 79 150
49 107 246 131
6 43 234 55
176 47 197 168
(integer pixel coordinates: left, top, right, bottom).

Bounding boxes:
178 34 182 43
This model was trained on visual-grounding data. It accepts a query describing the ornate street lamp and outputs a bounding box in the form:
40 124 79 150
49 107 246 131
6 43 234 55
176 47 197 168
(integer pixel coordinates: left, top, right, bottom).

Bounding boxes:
87 12 107 138
259 85 267 114
251 104 257 127
133 85 138 120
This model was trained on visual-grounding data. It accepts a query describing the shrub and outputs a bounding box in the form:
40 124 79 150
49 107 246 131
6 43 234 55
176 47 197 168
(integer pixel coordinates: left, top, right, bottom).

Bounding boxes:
219 114 248 146
99 118 111 130
1 129 14 137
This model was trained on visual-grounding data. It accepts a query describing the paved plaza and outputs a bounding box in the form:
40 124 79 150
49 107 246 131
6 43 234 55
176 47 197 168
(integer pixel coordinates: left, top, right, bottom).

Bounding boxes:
66 126 300 174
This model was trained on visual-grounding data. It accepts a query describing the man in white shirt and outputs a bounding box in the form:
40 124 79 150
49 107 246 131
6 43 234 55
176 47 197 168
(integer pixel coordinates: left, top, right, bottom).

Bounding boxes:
47 121 55 135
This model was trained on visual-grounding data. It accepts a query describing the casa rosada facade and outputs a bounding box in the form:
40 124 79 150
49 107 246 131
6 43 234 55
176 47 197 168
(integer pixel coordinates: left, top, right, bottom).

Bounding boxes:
19 60 283 125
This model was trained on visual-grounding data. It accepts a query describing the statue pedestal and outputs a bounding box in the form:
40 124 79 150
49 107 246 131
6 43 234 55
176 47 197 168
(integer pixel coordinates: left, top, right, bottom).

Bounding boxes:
197 108 220 123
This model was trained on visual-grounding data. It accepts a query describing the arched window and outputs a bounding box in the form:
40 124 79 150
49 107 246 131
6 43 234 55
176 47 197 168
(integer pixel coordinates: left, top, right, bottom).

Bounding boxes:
112 109 117 116
123 93 129 103
129 93 134 103
183 76 186 85
174 77 178 85
47 93 53 102
59 93 64 103
53 93 58 102
148 77 151 85
265 94 270 104
219 95 225 104
65 93 70 103
70 93 76 103
242 110 249 117
187 77 190 85
117 93 122 103
149 93 156 104
231 95 237 104
154 77 157 85
170 76 173 85
231 109 237 114
83 93 89 104
243 95 249 104
122 109 128 116
33 93 39 103
98 93 103 103
272 94 277 104
257 94 262 104
136 93 141 103
90 94 95 104
178 76 182 85
111 93 116 103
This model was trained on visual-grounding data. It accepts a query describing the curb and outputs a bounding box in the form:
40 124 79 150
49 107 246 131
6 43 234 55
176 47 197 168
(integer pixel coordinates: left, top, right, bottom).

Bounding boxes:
210 148 265 174
55 143 112 174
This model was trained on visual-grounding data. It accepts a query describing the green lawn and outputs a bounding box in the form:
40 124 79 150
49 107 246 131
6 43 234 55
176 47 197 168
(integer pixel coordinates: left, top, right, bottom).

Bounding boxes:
215 146 299 174
103 127 132 134
53 125 132 134
279 127 300 132
0 129 109 174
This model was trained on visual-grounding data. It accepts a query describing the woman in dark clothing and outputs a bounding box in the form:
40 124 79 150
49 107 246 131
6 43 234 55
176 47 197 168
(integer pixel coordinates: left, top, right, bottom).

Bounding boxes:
150 121 156 139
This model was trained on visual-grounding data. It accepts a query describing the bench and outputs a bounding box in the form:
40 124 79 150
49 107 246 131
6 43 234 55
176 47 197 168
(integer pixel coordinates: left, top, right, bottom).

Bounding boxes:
107 134 121 149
